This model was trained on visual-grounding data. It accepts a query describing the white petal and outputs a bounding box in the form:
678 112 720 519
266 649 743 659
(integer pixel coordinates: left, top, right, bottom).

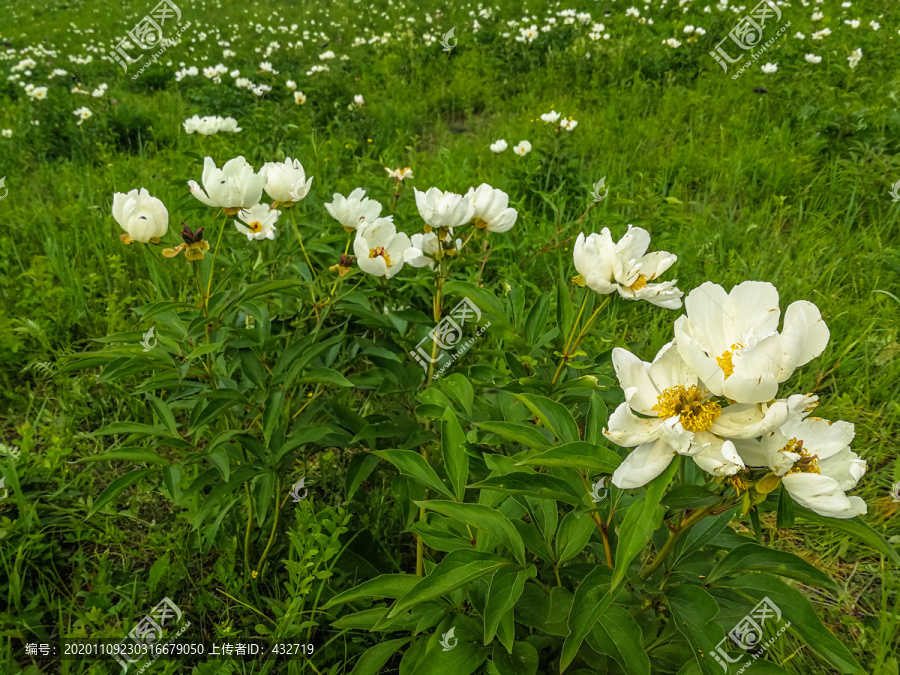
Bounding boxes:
611 438 676 489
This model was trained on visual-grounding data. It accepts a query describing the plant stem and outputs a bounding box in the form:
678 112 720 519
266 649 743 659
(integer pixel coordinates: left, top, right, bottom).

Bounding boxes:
205 212 227 312
638 504 718 579
551 294 611 387
244 482 254 579
255 475 283 576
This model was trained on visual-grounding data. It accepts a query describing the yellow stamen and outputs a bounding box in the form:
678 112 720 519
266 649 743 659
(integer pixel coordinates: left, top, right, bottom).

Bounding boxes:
653 385 721 432
779 438 821 474
247 221 263 233
627 274 648 291
369 247 392 267
473 217 490 230
728 475 749 494
716 342 745 379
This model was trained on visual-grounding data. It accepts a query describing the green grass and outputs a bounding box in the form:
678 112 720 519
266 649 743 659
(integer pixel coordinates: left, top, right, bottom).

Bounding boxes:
1 0 899 673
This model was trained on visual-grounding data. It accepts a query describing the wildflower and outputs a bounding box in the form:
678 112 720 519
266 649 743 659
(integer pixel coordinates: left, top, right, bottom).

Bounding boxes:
325 188 382 232
385 167 413 181
761 62 778 73
673 281 829 404
489 139 508 153
187 156 267 214
465 184 518 233
738 414 866 518
540 110 561 123
572 226 683 308
263 157 313 206
235 203 280 241
73 107 92 125
414 187 475 232
560 118 578 131
353 217 421 279
847 48 862 69
112 188 169 244
606 343 817 488
805 53 822 63
162 223 211 260
513 140 532 156
294 91 307 104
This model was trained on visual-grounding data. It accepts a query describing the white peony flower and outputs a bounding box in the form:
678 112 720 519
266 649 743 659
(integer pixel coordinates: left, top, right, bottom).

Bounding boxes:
761 62 778 73
490 139 508 153
605 343 817 488
112 188 169 243
513 140 532 156
263 157 313 206
353 217 421 279
737 414 866 518
540 110 561 123
464 184 518 233
414 187 475 231
573 226 683 309
674 281 829 404
325 188 383 231
234 203 280 241
187 156 267 214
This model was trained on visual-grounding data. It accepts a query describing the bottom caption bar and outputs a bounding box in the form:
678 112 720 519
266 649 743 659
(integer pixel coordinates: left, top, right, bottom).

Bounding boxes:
54 638 315 662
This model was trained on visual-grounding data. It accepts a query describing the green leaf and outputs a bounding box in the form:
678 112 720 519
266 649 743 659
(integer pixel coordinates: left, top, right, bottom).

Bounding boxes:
512 393 579 444
791 510 900 565
263 389 285 447
373 450 455 500
349 638 412 675
414 501 526 566
560 566 616 672
146 394 179 436
588 604 651 675
483 565 535 646
441 409 469 502
470 473 584 507
666 585 725 675
82 447 169 466
88 468 156 517
555 511 596 564
489 642 540 675
516 441 622 474
296 367 354 387
776 487 795 529
389 550 506 617
712 574 866 675
707 543 835 589
612 457 680 588
324 575 423 609
346 453 380 502
206 446 230 482
661 485 721 510
474 422 551 449
254 471 275 527
584 396 608 447
93 422 168 437
523 294 551 347
441 374 474 415
556 283 575 351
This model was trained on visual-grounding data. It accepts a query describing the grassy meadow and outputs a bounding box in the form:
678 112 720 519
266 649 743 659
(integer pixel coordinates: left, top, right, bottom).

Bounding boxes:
0 0 899 673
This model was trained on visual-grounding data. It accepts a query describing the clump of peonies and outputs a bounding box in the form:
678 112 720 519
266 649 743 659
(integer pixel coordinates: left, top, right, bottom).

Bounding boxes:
603 281 865 519
182 115 242 135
